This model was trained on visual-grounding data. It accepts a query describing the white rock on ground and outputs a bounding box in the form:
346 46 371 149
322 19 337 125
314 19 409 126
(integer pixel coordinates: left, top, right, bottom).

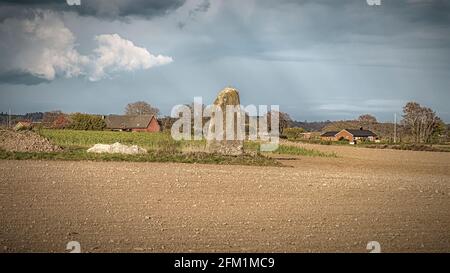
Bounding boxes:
87 142 147 155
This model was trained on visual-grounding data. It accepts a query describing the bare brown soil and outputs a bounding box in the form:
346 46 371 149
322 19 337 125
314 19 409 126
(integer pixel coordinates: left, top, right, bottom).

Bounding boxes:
0 143 449 253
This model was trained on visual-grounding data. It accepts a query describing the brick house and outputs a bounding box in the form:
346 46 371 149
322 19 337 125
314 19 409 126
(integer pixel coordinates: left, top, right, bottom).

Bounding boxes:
14 120 32 131
321 128 378 143
320 131 339 141
105 115 161 132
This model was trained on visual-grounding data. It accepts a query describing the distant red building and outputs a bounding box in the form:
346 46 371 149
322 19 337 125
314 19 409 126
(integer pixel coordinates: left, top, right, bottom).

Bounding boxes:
321 128 378 143
14 120 32 130
105 115 161 132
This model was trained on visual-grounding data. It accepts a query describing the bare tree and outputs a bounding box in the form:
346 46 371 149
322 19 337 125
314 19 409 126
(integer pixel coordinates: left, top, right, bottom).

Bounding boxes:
402 102 421 142
158 116 178 132
125 101 160 117
267 111 293 135
402 102 441 143
358 114 377 124
42 110 63 128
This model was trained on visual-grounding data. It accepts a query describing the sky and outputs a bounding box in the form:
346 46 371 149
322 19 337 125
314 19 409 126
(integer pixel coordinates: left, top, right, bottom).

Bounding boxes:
0 0 449 122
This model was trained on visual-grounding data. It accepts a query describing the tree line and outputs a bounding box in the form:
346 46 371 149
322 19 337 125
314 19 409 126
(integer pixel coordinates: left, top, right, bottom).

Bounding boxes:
318 102 447 143
4 100 448 143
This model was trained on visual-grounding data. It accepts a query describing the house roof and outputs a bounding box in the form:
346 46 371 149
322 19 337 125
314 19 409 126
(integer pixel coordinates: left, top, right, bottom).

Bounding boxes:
321 131 339 137
15 121 32 127
343 129 377 137
105 115 155 129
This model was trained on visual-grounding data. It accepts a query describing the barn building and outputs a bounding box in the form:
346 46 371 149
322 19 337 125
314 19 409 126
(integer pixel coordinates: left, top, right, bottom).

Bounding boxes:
105 115 161 132
321 128 378 143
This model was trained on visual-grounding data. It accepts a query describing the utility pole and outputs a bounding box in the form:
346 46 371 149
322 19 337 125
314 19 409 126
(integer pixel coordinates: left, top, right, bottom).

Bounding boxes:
8 108 11 129
394 113 397 143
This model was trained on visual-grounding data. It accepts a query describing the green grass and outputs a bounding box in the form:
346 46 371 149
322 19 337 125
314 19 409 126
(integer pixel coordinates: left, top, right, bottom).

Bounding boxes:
7 129 333 166
244 141 337 157
9 129 279 166
39 129 212 153
39 129 179 150
40 129 334 157
272 145 337 157
0 148 280 166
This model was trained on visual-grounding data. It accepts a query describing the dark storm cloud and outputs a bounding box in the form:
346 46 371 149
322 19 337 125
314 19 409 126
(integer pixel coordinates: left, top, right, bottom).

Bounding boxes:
1 0 450 122
0 0 186 19
0 71 50 85
178 0 210 29
221 0 450 61
263 0 450 33
189 0 210 16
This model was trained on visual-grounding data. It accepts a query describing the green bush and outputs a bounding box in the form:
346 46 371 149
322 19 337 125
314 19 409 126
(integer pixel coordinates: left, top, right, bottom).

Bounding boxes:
69 113 106 131
283 127 305 140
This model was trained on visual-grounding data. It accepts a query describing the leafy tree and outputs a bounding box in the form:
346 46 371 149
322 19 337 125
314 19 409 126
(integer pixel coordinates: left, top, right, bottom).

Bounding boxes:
283 127 305 140
431 119 447 143
69 113 106 131
52 114 72 129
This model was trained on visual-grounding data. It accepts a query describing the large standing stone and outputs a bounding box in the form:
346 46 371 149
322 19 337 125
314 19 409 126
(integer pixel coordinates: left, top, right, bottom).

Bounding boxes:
206 87 244 155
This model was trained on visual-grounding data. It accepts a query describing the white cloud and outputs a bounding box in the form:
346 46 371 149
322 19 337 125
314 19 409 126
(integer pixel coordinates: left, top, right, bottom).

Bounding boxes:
0 11 173 84
0 11 89 81
89 34 173 81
